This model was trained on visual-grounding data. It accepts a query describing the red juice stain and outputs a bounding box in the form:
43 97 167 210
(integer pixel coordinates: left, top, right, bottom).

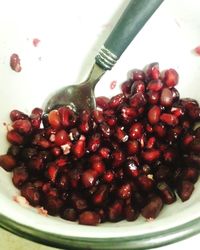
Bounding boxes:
33 38 41 47
110 80 117 90
194 46 200 56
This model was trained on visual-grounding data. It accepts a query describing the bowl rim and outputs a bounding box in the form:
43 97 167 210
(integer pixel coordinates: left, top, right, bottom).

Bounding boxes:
0 213 200 249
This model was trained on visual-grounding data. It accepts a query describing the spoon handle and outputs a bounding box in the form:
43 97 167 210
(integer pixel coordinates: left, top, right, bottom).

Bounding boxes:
95 0 163 70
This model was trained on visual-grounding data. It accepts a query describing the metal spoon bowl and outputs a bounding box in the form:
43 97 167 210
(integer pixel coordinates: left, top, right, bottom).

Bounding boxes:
44 0 163 113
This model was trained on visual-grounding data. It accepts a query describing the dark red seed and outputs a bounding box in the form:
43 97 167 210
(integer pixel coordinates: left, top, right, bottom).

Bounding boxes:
103 170 114 183
79 211 100 225
54 129 70 146
62 208 77 221
157 182 176 204
160 113 178 126
137 175 154 192
188 106 200 121
121 79 133 96
123 205 139 221
142 149 161 163
58 106 75 128
118 183 132 199
21 184 40 206
57 173 69 190
92 184 108 205
125 158 140 177
131 69 145 81
109 93 125 109
96 96 110 110
45 197 64 215
146 137 156 149
12 119 32 134
99 122 111 137
153 123 166 138
0 154 16 171
7 130 24 145
98 147 110 159
28 157 43 172
81 169 98 188
51 146 62 157
48 110 61 129
46 162 59 183
177 180 194 202
73 197 88 211
10 110 28 121
129 92 147 108
171 106 185 118
131 80 145 94
163 68 179 88
115 126 129 142
92 110 104 123
147 79 163 92
181 167 199 183
108 200 123 222
111 150 125 168
146 62 160 80
141 196 163 219
91 160 105 175
72 135 86 158
129 122 143 139
126 140 139 154
87 133 101 152
30 108 43 129
146 90 160 105
188 138 200 153
147 105 161 125
12 166 29 187
160 88 173 107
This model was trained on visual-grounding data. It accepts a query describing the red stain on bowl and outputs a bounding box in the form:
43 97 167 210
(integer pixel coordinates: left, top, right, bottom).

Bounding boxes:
10 53 22 72
33 38 41 47
194 46 200 55
110 80 117 90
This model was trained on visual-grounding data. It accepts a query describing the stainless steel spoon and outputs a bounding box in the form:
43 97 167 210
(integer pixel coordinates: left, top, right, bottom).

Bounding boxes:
44 0 163 113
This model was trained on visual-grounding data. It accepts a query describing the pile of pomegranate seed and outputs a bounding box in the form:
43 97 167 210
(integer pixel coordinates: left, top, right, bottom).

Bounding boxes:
1 62 200 226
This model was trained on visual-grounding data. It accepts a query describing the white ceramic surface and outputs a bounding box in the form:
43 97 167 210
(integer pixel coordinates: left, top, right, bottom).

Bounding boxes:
0 0 200 248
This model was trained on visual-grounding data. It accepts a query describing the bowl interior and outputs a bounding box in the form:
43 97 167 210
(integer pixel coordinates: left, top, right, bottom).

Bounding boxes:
0 0 200 240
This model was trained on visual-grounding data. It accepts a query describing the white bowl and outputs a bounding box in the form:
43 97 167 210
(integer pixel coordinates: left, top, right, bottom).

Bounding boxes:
1 0 200 249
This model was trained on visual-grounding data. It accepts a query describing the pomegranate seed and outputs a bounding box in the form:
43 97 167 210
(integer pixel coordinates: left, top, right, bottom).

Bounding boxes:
103 170 114 183
10 53 22 72
129 92 147 108
99 122 111 137
126 140 139 154
163 68 179 87
108 200 123 222
147 79 163 92
115 126 128 142
87 133 101 152
146 62 160 80
79 211 100 225
98 147 110 159
146 137 156 149
160 88 173 107
45 197 64 215
171 106 185 118
96 96 110 110
123 205 139 221
7 130 24 145
81 169 98 188
188 106 200 121
92 184 108 205
21 183 40 206
91 160 105 175
12 166 29 187
148 105 161 125
121 80 133 96
111 150 125 168
10 110 28 121
0 154 16 171
72 135 86 158
160 113 178 126
129 122 143 139
137 175 154 192
125 159 140 177
131 69 145 81
48 110 61 129
131 80 145 94
141 196 163 219
12 119 32 134
46 162 59 183
157 182 176 204
177 180 194 202
62 208 77 221
72 196 88 211
30 108 43 129
181 167 199 183
28 156 43 172
146 90 160 105
118 183 132 199
58 106 76 128
142 149 160 163
92 110 104 123
109 93 125 109
54 129 69 146
153 123 166 138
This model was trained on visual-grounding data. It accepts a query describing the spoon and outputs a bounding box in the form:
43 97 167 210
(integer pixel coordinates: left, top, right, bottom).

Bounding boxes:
45 0 163 113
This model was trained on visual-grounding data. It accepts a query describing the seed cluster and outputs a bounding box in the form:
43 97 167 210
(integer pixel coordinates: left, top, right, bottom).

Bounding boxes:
1 63 200 225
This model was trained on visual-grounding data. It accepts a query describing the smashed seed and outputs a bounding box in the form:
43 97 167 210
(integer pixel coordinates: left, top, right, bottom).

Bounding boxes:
49 134 55 142
147 174 154 180
37 206 48 216
61 144 71 155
